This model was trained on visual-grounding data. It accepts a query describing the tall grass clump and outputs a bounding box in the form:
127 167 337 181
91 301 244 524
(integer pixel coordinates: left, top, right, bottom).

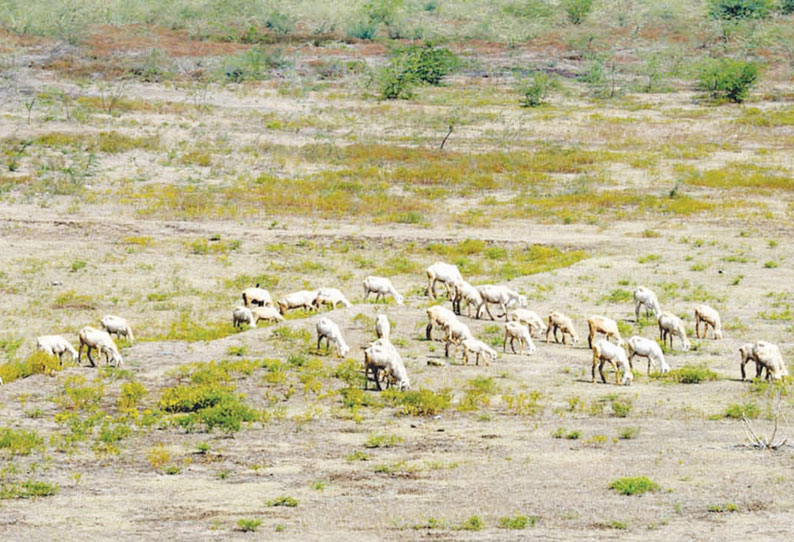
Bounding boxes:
564 0 594 24
654 364 719 384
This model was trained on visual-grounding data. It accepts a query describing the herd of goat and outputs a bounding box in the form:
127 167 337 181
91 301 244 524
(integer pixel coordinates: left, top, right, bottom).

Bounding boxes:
6 261 788 390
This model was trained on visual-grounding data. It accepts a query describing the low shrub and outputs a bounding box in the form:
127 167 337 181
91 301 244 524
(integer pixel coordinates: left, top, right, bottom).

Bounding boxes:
697 58 760 104
563 0 594 24
498 514 538 529
609 476 660 496
237 518 262 532
516 72 555 108
724 402 760 419
655 364 719 384
707 0 772 20
0 427 44 455
267 495 298 507
382 388 452 416
0 480 58 499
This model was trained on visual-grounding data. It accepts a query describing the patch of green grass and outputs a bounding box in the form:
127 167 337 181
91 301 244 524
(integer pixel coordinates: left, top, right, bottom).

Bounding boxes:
160 383 258 434
382 388 452 416
266 495 298 507
498 514 537 529
654 364 719 384
496 245 588 280
618 427 640 440
364 434 403 448
237 518 262 532
610 397 632 418
708 503 739 513
459 376 498 412
153 312 240 342
600 289 632 303
608 476 660 496
458 516 484 531
724 402 760 419
0 480 58 499
0 427 44 456
638 253 661 264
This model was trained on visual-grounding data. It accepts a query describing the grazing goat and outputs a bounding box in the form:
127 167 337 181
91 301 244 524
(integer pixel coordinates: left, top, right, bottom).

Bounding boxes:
658 312 690 352
362 276 404 305
314 287 352 310
425 262 463 300
363 340 410 391
739 341 788 381
504 321 536 355
475 284 527 321
694 304 722 340
316 317 350 357
78 326 123 367
100 314 134 344
634 286 661 321
461 338 498 366
36 335 79 363
375 314 390 340
587 315 623 349
592 339 633 386
545 311 579 346
450 279 483 318
442 318 473 359
242 285 273 307
509 309 547 337
232 306 256 328
627 336 670 375
426 305 458 341
277 290 319 315
251 306 284 324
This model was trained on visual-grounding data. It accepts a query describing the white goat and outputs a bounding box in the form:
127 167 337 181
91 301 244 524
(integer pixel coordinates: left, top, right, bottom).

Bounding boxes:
461 338 498 366
36 335 79 363
694 304 723 340
634 286 661 321
426 262 463 300
592 339 633 386
363 276 404 305
363 340 410 391
627 336 670 375
232 306 256 328
509 309 547 337
451 279 483 318
442 318 474 359
375 314 390 340
78 326 123 367
504 321 536 355
100 314 134 344
739 341 788 381
658 311 690 352
546 311 579 346
242 285 273 307
476 284 527 321
314 288 352 310
587 315 623 349
277 290 319 315
426 305 458 341
316 317 350 357
251 306 284 324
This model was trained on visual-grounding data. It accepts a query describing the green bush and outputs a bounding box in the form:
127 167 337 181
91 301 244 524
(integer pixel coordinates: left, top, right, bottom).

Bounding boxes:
707 0 773 20
0 480 58 499
499 514 538 529
516 72 554 108
609 476 660 496
697 58 760 103
781 0 794 14
564 0 594 24
160 384 257 433
459 516 484 531
237 518 262 532
377 44 460 100
656 364 719 384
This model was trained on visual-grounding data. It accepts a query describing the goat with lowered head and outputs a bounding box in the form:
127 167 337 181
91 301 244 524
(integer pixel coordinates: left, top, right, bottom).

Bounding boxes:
739 341 788 381
37 335 79 363
634 286 661 321
546 311 579 346
592 339 633 386
658 311 690 352
78 326 123 367
363 339 410 391
627 335 670 375
316 317 350 357
363 276 404 305
425 262 463 300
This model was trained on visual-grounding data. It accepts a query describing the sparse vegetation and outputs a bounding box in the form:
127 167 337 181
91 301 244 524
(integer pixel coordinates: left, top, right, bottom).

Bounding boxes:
609 477 661 496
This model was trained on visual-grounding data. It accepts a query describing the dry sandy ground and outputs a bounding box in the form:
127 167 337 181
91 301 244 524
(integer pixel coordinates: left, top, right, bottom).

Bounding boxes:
0 204 793 541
